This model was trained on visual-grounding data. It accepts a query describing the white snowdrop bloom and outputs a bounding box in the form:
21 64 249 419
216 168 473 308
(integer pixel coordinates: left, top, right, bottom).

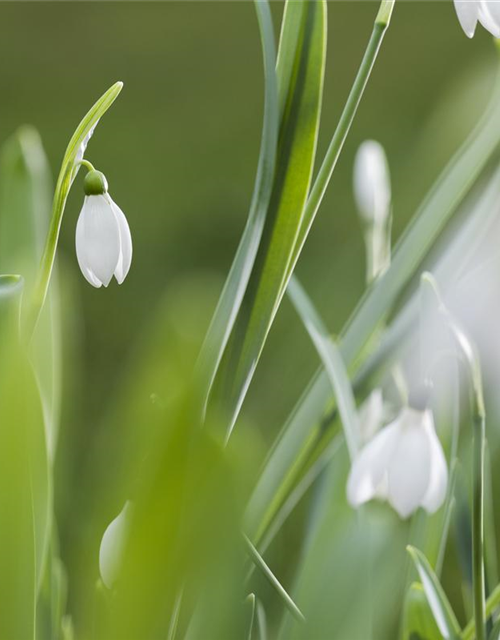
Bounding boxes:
454 0 500 38
99 501 133 589
347 407 447 519
353 140 391 226
358 389 385 443
76 170 132 288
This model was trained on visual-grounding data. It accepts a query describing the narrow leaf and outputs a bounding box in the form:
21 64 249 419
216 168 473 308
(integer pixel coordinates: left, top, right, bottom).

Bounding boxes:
402 582 443 640
407 546 461 639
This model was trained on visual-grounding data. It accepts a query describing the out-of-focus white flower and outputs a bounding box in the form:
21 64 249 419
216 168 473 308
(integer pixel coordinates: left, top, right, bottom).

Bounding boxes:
353 140 391 226
347 407 447 518
99 501 132 589
454 0 500 38
76 170 132 288
358 389 385 443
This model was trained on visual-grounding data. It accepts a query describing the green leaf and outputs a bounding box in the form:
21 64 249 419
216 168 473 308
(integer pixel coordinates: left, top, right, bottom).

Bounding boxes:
0 127 62 460
287 276 360 458
212 0 327 440
197 0 278 409
0 275 50 639
245 74 500 540
402 583 443 640
407 546 461 639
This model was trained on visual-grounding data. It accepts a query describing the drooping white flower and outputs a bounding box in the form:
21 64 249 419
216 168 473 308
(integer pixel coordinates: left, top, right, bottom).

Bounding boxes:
454 0 500 38
347 407 447 519
353 140 391 226
75 170 132 288
99 501 132 589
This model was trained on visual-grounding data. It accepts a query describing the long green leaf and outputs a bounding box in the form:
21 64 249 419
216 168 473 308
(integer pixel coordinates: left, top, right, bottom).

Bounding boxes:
407 546 461 639
287 276 359 458
212 0 327 440
245 69 500 539
0 127 62 460
197 0 278 410
0 275 50 639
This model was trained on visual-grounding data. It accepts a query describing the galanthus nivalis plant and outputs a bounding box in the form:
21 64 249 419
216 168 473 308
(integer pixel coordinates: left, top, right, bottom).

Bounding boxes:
76 169 132 288
347 405 448 518
4 1 500 639
454 0 500 37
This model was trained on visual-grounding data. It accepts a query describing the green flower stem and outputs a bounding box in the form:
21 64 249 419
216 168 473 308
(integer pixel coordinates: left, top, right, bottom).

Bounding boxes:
25 81 123 341
75 159 96 173
463 583 500 640
472 408 486 640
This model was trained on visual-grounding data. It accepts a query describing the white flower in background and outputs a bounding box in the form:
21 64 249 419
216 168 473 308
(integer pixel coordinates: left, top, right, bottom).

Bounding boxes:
353 140 391 226
347 407 447 518
76 169 132 288
99 501 132 589
358 389 385 443
454 0 500 38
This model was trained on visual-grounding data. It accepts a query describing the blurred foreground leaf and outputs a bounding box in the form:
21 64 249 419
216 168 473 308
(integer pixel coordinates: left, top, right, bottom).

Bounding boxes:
402 582 443 640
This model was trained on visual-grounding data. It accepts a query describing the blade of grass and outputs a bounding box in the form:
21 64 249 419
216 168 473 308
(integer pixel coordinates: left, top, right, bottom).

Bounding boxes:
407 546 461 639
211 0 327 441
197 0 279 410
287 276 360 458
463 584 500 640
244 534 305 624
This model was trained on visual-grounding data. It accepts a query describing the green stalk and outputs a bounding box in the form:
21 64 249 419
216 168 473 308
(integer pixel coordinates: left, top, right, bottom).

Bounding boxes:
472 408 486 640
25 81 123 340
463 583 500 640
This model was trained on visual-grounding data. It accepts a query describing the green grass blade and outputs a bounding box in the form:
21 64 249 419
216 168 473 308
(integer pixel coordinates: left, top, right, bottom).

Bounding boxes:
0 127 62 460
244 534 305 624
197 0 278 408
213 0 327 440
287 276 359 458
245 71 500 539
407 546 461 639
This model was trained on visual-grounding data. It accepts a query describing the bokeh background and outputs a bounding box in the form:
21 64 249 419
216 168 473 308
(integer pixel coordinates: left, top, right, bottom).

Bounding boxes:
0 0 497 633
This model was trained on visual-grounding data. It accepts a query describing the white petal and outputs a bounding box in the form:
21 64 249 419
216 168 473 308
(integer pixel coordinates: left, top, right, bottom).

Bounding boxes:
109 197 133 284
347 421 400 507
387 409 431 518
353 140 391 225
99 502 132 589
479 0 500 36
454 0 479 37
420 412 448 513
74 121 98 169
77 195 121 287
358 389 385 443
76 207 103 288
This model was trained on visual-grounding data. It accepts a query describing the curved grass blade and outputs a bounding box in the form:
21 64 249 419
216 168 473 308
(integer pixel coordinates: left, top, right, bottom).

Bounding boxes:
213 0 327 441
407 546 461 639
197 0 278 410
287 276 359 458
245 69 500 539
0 127 62 460
27 81 123 338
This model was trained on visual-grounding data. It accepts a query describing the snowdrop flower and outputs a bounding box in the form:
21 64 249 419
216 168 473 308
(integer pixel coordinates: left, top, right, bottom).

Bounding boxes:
454 0 500 38
347 407 447 519
353 140 391 226
76 169 132 288
99 501 132 589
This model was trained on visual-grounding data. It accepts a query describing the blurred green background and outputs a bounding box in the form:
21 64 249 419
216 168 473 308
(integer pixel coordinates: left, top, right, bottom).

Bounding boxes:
0 0 497 632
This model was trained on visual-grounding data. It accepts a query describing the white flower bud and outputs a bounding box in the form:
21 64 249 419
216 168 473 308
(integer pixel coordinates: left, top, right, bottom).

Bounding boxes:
353 140 391 226
454 0 500 38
